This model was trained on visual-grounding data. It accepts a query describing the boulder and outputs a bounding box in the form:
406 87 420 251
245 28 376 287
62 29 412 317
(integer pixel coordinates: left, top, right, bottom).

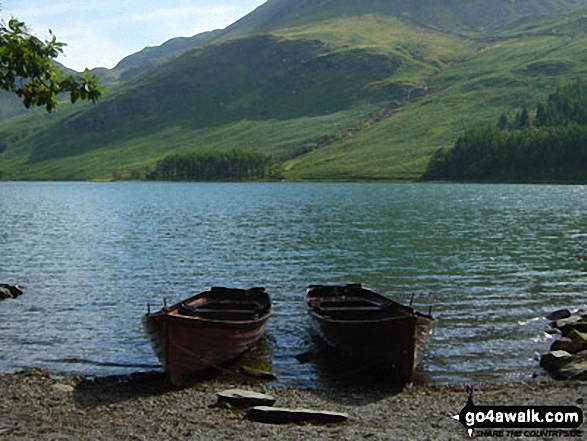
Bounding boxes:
540 350 574 372
559 320 587 337
246 406 349 425
546 309 572 321
552 316 583 330
551 337 583 354
568 329 587 348
216 389 276 409
0 284 23 300
555 351 587 380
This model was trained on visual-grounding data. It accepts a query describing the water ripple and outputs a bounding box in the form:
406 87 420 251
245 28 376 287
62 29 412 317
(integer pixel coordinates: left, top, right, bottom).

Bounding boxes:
0 182 586 386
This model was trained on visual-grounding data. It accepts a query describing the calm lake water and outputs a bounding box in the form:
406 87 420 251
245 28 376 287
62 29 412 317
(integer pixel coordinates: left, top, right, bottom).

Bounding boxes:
0 182 586 387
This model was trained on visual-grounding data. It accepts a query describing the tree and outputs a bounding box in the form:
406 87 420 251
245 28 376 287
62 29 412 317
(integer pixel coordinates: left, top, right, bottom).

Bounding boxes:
497 113 508 130
518 107 530 128
535 103 547 126
0 18 104 112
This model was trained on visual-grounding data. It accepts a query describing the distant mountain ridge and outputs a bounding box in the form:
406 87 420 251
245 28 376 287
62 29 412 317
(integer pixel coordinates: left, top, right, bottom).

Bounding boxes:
220 0 587 36
88 0 587 85
92 30 223 86
2 0 587 181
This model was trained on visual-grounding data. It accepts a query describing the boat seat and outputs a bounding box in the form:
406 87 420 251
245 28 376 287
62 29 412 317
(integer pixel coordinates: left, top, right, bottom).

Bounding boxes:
320 306 384 312
179 303 260 319
191 308 257 315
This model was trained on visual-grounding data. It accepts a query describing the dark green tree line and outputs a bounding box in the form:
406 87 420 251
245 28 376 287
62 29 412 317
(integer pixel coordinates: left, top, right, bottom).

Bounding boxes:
423 79 587 182
147 150 272 181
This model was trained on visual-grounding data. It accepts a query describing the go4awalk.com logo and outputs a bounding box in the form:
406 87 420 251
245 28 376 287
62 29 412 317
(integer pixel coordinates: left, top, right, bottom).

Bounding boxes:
453 387 583 438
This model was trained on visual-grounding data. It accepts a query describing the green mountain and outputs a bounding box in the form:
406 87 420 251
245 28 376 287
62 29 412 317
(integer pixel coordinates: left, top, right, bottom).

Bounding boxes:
221 0 586 35
2 0 587 181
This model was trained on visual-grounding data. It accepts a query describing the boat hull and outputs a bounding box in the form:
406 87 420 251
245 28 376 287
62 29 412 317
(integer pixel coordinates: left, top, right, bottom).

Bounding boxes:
143 287 271 386
306 284 433 384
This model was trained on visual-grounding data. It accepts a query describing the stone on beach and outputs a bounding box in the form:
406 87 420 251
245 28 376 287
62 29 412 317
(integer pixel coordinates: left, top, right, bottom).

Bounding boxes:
550 337 583 354
540 350 574 372
556 351 587 380
540 308 587 380
552 316 587 336
552 315 582 329
567 329 587 347
51 383 75 393
246 406 349 425
216 389 276 408
560 321 587 336
0 424 13 436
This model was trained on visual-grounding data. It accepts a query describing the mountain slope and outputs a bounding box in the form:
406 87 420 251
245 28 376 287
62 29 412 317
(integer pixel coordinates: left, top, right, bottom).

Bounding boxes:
221 0 587 37
91 30 223 86
284 7 587 180
2 0 587 181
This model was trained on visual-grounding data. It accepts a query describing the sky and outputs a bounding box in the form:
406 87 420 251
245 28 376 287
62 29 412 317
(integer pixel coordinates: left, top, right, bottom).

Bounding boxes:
1 1 267 71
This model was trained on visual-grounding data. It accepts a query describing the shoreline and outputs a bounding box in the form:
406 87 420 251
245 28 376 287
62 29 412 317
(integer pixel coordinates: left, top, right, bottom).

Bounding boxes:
1 368 585 440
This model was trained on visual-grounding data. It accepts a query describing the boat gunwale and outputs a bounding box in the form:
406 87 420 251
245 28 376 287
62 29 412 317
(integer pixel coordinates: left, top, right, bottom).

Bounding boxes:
304 285 434 323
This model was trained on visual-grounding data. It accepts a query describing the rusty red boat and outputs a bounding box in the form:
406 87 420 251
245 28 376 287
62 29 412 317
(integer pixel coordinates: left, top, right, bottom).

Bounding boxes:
305 284 434 384
143 286 271 386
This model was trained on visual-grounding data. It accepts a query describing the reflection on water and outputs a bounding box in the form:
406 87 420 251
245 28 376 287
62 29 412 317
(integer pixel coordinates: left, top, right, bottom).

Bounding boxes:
0 182 586 387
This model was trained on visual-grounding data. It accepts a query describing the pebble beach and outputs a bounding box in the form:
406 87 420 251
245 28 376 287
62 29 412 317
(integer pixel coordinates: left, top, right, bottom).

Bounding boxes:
0 368 585 441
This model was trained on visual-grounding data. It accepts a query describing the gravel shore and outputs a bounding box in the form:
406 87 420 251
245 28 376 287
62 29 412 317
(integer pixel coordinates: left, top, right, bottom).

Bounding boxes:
0 368 585 441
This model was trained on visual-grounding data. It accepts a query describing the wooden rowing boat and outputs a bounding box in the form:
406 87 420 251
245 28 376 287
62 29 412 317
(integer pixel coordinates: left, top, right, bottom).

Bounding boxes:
143 286 271 386
305 284 434 384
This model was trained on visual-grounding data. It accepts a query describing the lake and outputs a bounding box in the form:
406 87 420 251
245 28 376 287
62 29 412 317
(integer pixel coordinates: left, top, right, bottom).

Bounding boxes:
0 182 586 387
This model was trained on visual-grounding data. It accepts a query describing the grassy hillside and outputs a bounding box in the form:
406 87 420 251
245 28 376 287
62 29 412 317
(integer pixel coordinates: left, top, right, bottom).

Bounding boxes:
2 0 587 181
0 20 467 180
283 9 587 180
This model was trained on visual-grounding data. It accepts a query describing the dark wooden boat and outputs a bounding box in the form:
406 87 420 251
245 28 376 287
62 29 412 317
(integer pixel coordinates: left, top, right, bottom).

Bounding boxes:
305 284 434 384
143 286 271 386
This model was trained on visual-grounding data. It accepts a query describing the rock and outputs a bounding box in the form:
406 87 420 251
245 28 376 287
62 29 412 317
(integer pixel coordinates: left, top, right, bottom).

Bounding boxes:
0 424 13 436
551 337 583 354
238 366 277 381
52 383 75 393
0 284 23 300
568 329 587 348
552 316 583 330
555 351 587 380
546 309 572 321
246 406 349 425
540 350 573 372
216 389 276 409
559 320 587 337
